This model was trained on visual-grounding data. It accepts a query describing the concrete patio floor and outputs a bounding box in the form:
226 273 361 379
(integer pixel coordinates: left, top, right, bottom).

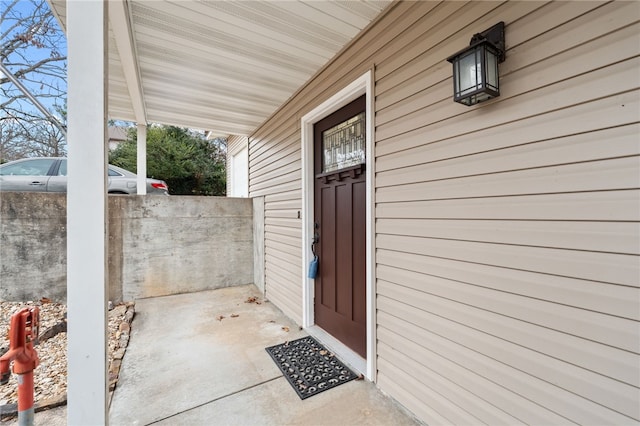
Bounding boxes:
109 284 420 425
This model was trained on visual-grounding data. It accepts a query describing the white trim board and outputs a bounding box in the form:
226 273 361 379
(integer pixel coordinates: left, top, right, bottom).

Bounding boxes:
300 70 376 381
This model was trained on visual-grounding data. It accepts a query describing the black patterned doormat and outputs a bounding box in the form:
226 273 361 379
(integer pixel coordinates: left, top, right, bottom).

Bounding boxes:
265 336 359 399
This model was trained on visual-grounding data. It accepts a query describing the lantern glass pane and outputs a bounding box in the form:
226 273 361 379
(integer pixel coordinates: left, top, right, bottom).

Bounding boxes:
486 48 498 90
453 61 461 94
458 50 479 95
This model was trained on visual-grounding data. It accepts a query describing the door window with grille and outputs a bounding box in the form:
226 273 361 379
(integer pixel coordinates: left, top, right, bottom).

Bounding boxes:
322 111 365 173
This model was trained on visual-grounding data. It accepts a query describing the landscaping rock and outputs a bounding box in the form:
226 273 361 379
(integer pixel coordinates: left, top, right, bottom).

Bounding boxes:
0 300 135 420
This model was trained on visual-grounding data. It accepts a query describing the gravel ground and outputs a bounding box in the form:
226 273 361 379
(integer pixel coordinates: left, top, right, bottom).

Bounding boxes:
0 300 132 408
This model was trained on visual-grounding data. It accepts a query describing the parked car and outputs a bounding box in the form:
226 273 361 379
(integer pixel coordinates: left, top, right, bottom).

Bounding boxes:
0 157 169 195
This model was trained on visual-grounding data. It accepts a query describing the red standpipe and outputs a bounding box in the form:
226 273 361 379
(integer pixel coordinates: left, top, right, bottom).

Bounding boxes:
0 307 40 426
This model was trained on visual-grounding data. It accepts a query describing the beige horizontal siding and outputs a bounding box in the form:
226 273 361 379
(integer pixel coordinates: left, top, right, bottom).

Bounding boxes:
249 116 302 320
376 337 571 425
265 224 300 240
376 122 639 174
375 359 559 425
249 125 298 172
376 57 639 142
377 219 639 255
377 157 639 199
371 0 640 423
247 0 640 424
377 268 638 376
376 307 636 425
376 248 640 321
250 171 301 196
264 252 302 320
377 233 638 288
376 90 639 159
377 190 639 222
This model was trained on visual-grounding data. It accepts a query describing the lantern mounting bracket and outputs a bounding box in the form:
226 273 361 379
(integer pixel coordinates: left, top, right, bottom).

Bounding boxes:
469 22 506 63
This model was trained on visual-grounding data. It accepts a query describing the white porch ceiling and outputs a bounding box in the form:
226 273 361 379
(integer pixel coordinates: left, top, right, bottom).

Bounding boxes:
49 0 392 136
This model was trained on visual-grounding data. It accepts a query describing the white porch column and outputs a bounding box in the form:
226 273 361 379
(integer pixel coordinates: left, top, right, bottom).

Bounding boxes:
66 0 109 424
137 124 147 195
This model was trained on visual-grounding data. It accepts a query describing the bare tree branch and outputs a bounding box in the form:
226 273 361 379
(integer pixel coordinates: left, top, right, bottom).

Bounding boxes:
2 56 66 83
1 0 66 161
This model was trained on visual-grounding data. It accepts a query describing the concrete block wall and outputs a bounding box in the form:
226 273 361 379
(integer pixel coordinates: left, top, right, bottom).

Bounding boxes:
0 192 68 302
112 196 254 301
0 193 254 302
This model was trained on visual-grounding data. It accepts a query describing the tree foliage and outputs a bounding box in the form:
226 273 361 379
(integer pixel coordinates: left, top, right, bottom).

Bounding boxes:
109 126 227 196
1 0 67 162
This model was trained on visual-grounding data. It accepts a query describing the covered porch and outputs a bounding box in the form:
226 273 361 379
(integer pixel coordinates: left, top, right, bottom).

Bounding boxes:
47 0 394 423
42 0 640 424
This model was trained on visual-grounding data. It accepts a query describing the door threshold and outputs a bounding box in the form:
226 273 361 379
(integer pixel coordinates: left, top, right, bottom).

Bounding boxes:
306 325 366 377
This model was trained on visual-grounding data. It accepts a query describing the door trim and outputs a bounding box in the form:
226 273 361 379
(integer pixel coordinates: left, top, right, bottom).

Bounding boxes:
300 70 375 381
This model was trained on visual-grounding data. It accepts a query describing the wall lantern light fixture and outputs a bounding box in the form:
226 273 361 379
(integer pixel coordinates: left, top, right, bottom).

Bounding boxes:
446 22 506 106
